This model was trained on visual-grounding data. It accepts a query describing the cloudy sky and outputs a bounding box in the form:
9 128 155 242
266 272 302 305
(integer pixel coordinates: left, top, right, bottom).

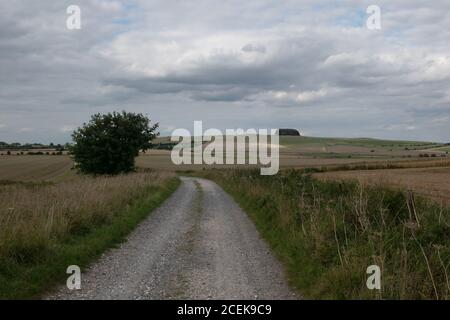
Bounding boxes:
1 0 449 143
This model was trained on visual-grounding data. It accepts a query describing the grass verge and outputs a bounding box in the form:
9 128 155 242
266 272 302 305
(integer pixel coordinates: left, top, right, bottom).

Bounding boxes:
195 169 450 299
0 172 180 299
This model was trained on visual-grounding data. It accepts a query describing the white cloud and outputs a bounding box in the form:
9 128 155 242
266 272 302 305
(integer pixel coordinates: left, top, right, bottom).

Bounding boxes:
296 89 330 103
273 91 288 99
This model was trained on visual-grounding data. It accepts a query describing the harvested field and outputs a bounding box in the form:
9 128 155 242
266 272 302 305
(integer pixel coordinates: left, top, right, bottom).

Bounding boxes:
315 166 450 205
2 150 450 182
0 156 74 182
136 150 450 171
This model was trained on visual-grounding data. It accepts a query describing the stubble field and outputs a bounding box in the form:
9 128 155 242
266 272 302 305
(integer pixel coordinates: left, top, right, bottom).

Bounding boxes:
1 136 449 205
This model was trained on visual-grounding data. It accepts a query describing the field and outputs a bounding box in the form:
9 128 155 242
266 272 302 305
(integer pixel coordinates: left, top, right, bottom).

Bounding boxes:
280 136 441 153
0 171 179 298
0 155 74 181
315 166 450 205
424 146 450 153
139 136 448 172
1 136 449 208
1 135 449 299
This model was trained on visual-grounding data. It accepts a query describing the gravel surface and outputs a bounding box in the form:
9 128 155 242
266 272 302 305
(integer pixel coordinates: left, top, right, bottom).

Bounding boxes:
47 177 298 300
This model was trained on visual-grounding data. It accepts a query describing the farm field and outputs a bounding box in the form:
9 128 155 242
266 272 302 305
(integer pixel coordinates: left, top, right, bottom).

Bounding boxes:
1 136 449 206
424 146 450 153
1 135 449 180
140 135 449 170
279 136 446 158
136 150 450 171
315 166 450 205
0 155 74 182
1 135 449 299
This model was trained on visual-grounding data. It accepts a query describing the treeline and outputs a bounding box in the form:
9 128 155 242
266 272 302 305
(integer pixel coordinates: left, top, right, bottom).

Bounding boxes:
1 150 64 156
0 142 69 151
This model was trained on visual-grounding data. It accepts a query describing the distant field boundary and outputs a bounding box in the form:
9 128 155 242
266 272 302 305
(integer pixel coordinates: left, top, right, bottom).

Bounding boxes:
300 158 450 173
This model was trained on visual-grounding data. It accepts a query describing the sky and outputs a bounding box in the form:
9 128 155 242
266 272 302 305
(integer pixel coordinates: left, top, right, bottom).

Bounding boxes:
0 0 449 144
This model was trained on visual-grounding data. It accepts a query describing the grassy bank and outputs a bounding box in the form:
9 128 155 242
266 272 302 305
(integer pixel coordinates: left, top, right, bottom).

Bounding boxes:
197 169 450 299
0 172 180 299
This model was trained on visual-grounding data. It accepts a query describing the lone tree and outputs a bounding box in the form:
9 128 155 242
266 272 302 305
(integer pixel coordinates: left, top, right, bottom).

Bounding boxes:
70 111 159 175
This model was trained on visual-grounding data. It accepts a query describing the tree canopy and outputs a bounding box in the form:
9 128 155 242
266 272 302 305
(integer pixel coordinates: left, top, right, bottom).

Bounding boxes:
70 111 158 175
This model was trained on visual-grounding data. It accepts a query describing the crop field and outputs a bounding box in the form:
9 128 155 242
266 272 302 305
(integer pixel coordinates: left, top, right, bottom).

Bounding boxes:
315 166 450 205
1 135 449 299
0 156 74 182
279 136 446 158
138 135 448 170
424 146 450 153
1 136 449 207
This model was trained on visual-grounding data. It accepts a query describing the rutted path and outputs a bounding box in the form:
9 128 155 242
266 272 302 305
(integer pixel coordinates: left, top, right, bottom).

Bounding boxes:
47 177 298 300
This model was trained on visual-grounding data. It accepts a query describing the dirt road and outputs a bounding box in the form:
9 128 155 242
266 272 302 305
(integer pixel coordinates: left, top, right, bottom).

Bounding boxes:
47 177 297 300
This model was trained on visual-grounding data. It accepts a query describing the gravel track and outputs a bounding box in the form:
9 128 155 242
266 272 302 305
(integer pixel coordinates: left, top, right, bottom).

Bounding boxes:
47 177 297 300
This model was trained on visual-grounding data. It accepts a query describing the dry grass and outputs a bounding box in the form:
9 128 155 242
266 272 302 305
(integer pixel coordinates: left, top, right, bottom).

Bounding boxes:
0 171 179 298
197 169 450 299
0 172 174 261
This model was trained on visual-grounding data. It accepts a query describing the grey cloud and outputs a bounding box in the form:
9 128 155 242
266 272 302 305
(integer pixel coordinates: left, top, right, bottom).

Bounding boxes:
190 87 255 102
1 1 450 143
241 43 266 53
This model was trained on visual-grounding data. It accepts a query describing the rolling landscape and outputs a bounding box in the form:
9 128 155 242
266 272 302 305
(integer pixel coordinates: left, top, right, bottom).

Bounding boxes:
1 134 449 299
1 0 449 305
2 136 450 204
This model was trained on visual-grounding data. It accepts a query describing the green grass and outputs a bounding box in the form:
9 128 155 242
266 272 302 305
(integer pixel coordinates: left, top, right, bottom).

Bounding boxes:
280 136 441 149
0 177 180 299
157 135 441 151
196 169 450 299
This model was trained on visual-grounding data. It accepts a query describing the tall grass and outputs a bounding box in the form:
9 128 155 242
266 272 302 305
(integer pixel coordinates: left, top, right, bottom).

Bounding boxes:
0 172 179 299
199 169 450 299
